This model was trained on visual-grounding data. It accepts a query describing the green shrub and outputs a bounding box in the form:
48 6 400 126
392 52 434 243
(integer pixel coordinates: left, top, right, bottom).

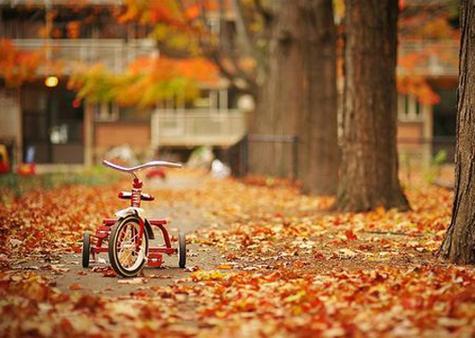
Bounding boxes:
424 150 448 184
0 166 120 202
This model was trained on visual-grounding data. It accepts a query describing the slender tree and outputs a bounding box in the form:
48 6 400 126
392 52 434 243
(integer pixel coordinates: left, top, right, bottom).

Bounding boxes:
250 0 339 194
438 0 475 264
336 0 409 211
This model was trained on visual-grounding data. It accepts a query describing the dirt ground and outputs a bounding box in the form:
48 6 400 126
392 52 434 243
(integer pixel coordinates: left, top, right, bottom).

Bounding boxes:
43 204 222 295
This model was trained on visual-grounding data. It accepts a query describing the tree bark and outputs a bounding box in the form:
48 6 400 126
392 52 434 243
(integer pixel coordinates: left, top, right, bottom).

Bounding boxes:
249 0 301 178
299 0 339 195
336 0 409 211
249 0 339 195
438 0 475 264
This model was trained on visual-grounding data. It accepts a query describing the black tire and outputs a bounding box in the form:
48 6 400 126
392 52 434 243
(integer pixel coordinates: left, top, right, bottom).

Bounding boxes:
82 232 91 268
178 231 186 268
108 215 149 278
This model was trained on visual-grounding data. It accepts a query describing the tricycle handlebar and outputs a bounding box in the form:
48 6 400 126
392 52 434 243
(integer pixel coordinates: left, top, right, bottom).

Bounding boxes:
103 160 182 174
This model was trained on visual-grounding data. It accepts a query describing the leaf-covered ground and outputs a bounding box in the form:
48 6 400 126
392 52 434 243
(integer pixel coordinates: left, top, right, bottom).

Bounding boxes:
0 173 474 337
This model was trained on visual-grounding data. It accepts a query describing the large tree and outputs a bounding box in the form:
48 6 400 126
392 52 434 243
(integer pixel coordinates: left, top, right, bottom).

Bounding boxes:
75 0 339 195
45 0 339 193
248 0 339 194
336 0 409 211
299 0 339 195
438 0 475 264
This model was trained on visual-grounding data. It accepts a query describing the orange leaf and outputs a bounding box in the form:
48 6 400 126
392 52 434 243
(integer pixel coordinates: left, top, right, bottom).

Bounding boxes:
69 283 82 290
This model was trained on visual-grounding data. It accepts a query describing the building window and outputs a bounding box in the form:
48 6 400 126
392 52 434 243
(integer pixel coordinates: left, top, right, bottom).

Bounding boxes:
398 94 424 122
94 102 119 122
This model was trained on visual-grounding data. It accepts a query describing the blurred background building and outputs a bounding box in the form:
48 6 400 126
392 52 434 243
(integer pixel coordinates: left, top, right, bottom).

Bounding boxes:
0 0 458 173
0 0 245 171
397 41 458 167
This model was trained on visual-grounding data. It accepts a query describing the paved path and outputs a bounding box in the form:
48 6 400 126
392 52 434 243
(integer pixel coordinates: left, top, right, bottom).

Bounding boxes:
17 175 225 296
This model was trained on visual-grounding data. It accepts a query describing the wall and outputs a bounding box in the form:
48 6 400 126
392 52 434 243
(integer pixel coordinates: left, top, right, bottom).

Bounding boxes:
94 121 151 161
397 121 431 168
0 89 21 163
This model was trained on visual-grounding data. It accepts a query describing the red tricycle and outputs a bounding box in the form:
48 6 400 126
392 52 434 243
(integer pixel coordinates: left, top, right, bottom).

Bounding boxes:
82 160 186 278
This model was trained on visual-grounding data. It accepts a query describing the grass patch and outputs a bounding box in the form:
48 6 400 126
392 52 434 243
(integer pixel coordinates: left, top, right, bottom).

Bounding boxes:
0 166 120 202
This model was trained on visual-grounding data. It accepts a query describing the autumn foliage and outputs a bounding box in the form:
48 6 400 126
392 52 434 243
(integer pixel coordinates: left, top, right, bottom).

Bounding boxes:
67 0 224 106
118 0 217 26
68 56 218 107
0 1 460 107
0 39 43 87
397 1 460 104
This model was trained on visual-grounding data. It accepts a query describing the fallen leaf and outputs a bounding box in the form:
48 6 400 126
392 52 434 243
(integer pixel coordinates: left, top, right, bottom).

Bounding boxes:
69 283 82 290
117 277 146 284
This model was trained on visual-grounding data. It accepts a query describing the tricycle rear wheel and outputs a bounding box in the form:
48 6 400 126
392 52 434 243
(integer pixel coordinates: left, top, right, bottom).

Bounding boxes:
82 232 91 268
178 231 186 268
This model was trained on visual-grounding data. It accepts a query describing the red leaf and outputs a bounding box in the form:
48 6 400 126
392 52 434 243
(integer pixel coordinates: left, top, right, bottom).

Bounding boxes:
345 230 358 241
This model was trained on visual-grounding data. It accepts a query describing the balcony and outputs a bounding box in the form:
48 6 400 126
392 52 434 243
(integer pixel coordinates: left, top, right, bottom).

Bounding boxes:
12 38 458 78
151 110 246 147
12 38 156 74
398 40 458 77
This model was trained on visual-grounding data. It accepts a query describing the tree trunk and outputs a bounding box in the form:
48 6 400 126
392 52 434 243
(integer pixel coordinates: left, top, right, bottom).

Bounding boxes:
438 0 475 264
249 0 339 195
248 0 301 178
336 0 409 212
299 0 339 195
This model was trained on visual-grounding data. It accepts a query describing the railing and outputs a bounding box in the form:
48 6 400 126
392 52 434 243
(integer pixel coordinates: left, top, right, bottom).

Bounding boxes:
13 37 457 77
12 38 156 74
398 40 458 77
151 109 246 147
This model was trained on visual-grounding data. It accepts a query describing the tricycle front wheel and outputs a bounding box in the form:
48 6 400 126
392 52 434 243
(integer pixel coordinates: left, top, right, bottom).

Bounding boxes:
178 231 186 268
108 215 149 278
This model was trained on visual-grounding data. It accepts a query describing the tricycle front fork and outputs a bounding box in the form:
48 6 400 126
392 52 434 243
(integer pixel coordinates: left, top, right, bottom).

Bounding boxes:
135 217 145 250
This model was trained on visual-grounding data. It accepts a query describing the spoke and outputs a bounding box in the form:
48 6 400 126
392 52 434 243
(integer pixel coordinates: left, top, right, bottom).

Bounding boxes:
120 249 134 267
115 221 143 268
118 226 133 262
